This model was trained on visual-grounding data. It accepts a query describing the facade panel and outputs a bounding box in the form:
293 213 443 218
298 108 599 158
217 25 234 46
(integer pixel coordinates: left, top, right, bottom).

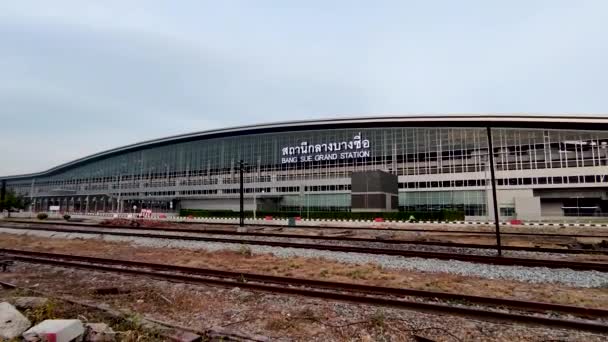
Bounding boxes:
2 116 608 219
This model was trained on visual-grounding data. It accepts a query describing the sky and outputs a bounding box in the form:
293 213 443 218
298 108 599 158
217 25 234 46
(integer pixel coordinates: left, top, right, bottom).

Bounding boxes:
1 1 607 175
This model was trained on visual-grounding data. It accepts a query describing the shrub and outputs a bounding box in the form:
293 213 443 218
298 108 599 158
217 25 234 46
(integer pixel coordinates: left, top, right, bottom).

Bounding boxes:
369 310 387 329
63 214 71 221
36 213 48 220
238 245 252 257
179 209 465 222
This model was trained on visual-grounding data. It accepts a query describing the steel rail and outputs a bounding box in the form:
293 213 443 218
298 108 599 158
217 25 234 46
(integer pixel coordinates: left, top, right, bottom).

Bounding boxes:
3 248 607 333
22 222 608 255
9 218 608 239
3 222 608 256
1 224 607 271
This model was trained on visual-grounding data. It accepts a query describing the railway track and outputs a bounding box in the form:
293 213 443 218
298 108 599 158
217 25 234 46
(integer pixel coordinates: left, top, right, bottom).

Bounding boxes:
5 221 608 256
62 223 608 255
2 248 607 333
145 218 608 238
1 223 608 271
11 217 608 239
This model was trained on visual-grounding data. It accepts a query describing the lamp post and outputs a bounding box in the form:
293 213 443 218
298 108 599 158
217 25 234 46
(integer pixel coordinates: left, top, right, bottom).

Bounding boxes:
307 189 310 220
486 127 502 256
239 160 245 227
116 175 122 213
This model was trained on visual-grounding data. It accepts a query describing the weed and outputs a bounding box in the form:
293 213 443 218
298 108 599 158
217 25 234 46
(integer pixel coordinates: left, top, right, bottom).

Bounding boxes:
25 299 57 325
238 245 252 257
297 307 317 322
346 269 369 280
266 317 297 331
423 280 442 290
113 313 163 341
369 310 386 329
319 269 329 278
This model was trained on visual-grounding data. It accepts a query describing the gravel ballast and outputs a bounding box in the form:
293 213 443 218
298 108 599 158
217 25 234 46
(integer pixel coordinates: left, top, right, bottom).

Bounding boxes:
1 227 607 288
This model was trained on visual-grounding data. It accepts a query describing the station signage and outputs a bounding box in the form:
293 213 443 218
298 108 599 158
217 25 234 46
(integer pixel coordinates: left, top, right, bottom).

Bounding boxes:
281 132 371 164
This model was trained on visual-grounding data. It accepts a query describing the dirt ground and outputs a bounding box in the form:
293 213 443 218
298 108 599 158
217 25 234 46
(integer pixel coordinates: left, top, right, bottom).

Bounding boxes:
0 286 165 341
0 233 606 310
1 263 607 342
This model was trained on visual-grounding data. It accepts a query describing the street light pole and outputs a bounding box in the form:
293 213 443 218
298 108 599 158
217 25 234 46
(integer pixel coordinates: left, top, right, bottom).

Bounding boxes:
486 127 502 256
239 160 245 227
307 189 310 220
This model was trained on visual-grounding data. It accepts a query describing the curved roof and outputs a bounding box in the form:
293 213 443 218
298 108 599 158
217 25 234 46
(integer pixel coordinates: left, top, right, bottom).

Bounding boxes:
3 114 608 180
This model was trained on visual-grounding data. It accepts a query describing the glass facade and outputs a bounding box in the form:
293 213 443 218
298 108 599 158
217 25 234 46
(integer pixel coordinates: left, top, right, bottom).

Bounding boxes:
3 123 608 216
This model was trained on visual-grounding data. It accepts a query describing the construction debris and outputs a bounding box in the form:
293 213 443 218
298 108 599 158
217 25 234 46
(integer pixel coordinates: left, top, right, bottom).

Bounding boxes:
0 302 31 339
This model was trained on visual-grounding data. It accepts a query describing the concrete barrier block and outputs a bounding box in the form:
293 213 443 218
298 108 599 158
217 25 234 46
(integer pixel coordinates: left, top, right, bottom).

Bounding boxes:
23 319 84 342
0 302 31 339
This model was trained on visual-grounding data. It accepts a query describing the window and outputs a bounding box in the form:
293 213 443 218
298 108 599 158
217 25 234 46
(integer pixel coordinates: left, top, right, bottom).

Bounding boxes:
500 207 516 216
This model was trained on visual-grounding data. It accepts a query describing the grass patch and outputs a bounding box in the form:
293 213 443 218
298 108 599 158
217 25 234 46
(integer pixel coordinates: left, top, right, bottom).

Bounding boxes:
237 245 253 257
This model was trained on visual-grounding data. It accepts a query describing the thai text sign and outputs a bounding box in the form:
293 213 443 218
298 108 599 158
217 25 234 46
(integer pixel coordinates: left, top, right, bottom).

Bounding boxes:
281 132 371 164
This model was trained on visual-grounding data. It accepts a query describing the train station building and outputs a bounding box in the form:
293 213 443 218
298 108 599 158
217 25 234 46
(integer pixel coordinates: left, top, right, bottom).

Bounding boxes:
2 115 608 221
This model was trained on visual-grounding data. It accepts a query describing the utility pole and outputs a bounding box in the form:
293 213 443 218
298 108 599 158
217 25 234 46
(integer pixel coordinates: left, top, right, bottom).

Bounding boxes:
116 175 122 213
1 180 6 217
486 127 502 256
1 179 6 203
253 191 256 220
239 160 245 227
30 178 35 216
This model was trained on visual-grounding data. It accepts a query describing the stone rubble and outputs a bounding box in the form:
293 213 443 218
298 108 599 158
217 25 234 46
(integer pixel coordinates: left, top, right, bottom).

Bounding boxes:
12 296 49 310
83 323 116 342
0 301 31 339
